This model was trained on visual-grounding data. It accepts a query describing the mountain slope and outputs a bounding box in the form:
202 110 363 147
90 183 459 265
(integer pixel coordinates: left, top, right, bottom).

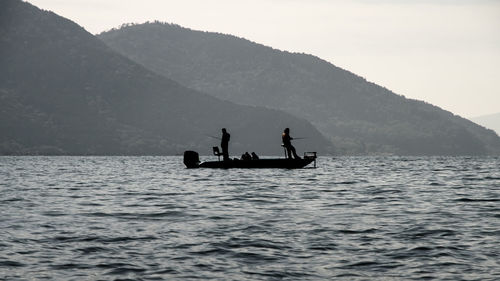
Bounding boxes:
99 22 500 155
470 113 500 137
0 0 332 155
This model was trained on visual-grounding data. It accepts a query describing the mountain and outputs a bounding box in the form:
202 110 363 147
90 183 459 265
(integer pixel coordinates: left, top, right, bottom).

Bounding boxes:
99 22 500 155
470 113 500 137
0 0 332 155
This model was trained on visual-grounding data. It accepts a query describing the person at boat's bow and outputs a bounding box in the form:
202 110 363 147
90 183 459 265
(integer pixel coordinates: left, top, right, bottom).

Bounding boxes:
282 128 300 159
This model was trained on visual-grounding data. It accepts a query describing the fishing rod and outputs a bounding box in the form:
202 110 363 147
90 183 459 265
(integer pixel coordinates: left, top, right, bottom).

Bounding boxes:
205 134 221 140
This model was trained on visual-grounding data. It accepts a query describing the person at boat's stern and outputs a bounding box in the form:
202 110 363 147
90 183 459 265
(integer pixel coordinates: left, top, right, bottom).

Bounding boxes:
221 128 230 161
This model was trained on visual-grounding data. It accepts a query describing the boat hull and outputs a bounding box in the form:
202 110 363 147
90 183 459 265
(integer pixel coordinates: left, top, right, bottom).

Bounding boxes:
198 158 315 169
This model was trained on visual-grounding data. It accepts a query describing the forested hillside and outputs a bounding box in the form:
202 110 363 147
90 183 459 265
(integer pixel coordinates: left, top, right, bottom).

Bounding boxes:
99 22 500 155
0 1 332 155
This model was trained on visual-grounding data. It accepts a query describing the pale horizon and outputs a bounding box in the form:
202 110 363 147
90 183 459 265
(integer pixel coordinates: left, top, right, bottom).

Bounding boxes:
26 0 500 118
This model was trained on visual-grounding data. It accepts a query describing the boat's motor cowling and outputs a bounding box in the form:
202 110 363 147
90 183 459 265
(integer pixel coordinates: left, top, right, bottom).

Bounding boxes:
183 151 200 168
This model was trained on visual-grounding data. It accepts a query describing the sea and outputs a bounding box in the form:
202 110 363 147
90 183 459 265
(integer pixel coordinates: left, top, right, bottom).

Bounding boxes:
1 156 499 280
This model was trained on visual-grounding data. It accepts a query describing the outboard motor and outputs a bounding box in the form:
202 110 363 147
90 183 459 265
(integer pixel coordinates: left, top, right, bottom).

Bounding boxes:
183 151 200 168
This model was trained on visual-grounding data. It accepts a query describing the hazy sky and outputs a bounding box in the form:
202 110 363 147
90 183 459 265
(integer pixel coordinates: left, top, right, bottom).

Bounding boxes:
26 0 500 117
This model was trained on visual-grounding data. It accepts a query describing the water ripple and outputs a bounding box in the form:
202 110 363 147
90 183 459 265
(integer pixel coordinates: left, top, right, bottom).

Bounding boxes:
1 156 499 280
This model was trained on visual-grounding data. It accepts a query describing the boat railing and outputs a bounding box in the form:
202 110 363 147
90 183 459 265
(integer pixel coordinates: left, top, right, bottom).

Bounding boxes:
304 152 317 168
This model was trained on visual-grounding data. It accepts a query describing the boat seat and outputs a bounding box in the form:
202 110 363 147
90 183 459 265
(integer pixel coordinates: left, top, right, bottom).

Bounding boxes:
281 144 288 158
213 146 222 161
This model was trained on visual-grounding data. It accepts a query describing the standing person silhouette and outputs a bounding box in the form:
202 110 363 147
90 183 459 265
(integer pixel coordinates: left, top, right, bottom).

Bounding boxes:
221 128 230 161
282 128 300 159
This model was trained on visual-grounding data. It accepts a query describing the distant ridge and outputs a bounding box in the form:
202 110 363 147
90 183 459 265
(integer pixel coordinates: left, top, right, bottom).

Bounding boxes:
99 22 500 155
470 113 500 137
0 0 332 155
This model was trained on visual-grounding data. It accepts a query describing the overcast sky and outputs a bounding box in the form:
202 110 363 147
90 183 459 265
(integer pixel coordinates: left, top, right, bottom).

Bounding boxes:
26 0 500 117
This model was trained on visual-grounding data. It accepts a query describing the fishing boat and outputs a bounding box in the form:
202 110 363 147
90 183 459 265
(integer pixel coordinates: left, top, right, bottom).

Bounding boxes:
183 150 317 169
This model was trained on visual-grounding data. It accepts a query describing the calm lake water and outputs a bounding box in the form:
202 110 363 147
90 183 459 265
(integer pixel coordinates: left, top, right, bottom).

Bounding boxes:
1 156 499 280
